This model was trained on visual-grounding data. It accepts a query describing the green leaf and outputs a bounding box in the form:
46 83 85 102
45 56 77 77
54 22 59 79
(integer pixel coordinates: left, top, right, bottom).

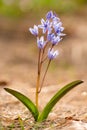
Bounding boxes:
38 80 83 122
4 88 39 121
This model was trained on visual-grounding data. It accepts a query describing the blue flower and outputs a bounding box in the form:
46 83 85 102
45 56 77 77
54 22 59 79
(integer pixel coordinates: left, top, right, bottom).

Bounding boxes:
52 16 60 24
38 19 52 34
47 33 55 42
46 11 53 19
37 36 46 49
53 22 64 35
48 48 59 60
29 25 38 36
51 35 62 45
46 11 60 20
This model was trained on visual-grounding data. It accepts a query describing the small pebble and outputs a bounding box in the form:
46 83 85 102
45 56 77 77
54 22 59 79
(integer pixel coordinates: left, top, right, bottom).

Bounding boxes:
81 92 87 96
49 112 57 120
83 113 87 118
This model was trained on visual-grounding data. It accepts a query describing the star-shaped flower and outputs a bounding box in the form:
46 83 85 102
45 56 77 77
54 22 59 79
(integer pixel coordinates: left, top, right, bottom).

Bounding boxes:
38 19 52 34
51 35 62 45
37 36 46 49
48 48 59 60
29 25 38 36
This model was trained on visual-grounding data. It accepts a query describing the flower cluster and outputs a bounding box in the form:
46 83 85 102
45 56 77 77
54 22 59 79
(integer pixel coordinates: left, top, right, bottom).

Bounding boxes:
29 11 65 60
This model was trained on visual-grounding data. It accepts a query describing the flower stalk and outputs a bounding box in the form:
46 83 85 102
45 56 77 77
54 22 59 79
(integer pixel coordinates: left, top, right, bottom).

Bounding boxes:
38 59 51 93
34 11 65 106
36 72 40 108
36 49 41 108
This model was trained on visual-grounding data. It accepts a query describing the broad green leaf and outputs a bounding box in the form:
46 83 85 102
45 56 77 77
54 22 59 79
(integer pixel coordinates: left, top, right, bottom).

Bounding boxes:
4 88 39 121
38 80 83 122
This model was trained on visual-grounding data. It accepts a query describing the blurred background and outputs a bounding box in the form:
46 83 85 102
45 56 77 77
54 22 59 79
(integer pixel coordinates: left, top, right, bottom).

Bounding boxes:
0 0 87 87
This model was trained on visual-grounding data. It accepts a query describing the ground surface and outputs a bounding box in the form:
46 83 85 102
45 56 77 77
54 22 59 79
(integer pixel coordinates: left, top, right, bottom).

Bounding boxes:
0 15 87 129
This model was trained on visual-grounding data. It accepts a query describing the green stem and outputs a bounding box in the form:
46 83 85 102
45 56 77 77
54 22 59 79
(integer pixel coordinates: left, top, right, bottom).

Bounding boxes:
36 73 40 109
